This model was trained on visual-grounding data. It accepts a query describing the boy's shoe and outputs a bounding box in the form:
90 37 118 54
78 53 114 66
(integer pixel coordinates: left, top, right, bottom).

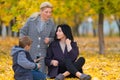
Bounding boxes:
55 74 64 80
80 74 91 80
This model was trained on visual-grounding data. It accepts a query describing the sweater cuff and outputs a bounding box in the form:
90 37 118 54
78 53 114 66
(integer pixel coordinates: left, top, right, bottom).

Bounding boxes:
33 63 38 70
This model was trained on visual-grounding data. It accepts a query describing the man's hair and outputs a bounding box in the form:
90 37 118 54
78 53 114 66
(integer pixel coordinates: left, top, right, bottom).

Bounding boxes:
19 36 32 48
40 1 53 10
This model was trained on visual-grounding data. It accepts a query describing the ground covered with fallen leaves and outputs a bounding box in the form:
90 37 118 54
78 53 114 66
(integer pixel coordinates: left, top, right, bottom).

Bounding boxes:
0 37 120 80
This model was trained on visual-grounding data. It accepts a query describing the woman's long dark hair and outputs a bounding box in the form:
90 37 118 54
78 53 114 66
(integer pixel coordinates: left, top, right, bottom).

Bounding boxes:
54 24 74 42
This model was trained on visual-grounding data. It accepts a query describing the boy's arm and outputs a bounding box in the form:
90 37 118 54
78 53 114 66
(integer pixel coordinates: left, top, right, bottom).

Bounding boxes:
17 52 37 69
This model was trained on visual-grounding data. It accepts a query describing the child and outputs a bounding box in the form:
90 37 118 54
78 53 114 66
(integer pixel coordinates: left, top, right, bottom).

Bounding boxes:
11 36 46 80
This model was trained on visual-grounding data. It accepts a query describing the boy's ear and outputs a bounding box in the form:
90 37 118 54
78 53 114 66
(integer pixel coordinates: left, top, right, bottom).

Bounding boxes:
24 45 29 50
26 45 30 48
24 45 27 47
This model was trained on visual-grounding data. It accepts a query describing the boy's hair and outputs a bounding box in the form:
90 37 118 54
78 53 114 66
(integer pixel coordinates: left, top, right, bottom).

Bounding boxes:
19 36 32 48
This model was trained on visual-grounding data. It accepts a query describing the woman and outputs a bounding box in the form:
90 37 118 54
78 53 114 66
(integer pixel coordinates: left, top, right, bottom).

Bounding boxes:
45 24 91 80
20 1 55 74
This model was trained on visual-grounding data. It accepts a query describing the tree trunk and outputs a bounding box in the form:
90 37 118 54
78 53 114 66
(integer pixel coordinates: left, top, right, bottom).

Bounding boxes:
116 19 120 37
118 25 120 37
1 23 7 39
98 0 105 54
93 28 96 37
0 21 2 36
7 19 14 37
114 15 120 37
73 14 80 36
11 17 18 37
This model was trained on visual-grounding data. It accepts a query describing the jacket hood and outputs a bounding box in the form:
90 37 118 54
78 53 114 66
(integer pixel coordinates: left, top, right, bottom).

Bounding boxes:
11 46 25 56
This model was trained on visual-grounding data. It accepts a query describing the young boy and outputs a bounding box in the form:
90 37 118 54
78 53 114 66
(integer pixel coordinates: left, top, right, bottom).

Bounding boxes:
11 36 45 80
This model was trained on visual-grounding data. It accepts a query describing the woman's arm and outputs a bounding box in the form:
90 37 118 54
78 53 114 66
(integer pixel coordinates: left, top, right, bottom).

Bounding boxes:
48 19 55 43
19 18 30 37
66 42 79 61
45 44 54 67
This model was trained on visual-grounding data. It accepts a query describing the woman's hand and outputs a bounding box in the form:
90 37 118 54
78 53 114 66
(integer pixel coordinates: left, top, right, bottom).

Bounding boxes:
44 37 50 44
51 60 59 66
66 38 72 52
65 38 71 46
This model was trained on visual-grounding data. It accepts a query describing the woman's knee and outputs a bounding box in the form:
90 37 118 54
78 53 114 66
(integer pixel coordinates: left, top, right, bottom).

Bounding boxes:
78 57 85 63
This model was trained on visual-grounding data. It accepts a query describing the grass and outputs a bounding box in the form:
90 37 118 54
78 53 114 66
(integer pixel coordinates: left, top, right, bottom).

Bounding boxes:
0 37 120 80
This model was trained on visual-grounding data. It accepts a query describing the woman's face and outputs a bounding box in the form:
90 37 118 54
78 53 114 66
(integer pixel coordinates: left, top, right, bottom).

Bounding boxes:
56 27 66 40
41 7 52 21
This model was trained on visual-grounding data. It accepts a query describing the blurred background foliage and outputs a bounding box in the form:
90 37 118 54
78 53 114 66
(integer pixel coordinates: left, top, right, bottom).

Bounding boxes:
0 0 120 37
0 0 120 80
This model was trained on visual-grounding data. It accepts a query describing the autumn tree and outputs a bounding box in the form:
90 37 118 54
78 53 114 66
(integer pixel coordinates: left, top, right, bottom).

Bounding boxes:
86 0 120 54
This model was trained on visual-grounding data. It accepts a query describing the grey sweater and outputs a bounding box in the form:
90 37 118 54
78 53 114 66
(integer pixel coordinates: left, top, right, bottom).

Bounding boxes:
11 46 38 80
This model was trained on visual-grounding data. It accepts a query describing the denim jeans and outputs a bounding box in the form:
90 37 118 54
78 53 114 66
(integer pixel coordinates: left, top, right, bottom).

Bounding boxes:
32 70 46 80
